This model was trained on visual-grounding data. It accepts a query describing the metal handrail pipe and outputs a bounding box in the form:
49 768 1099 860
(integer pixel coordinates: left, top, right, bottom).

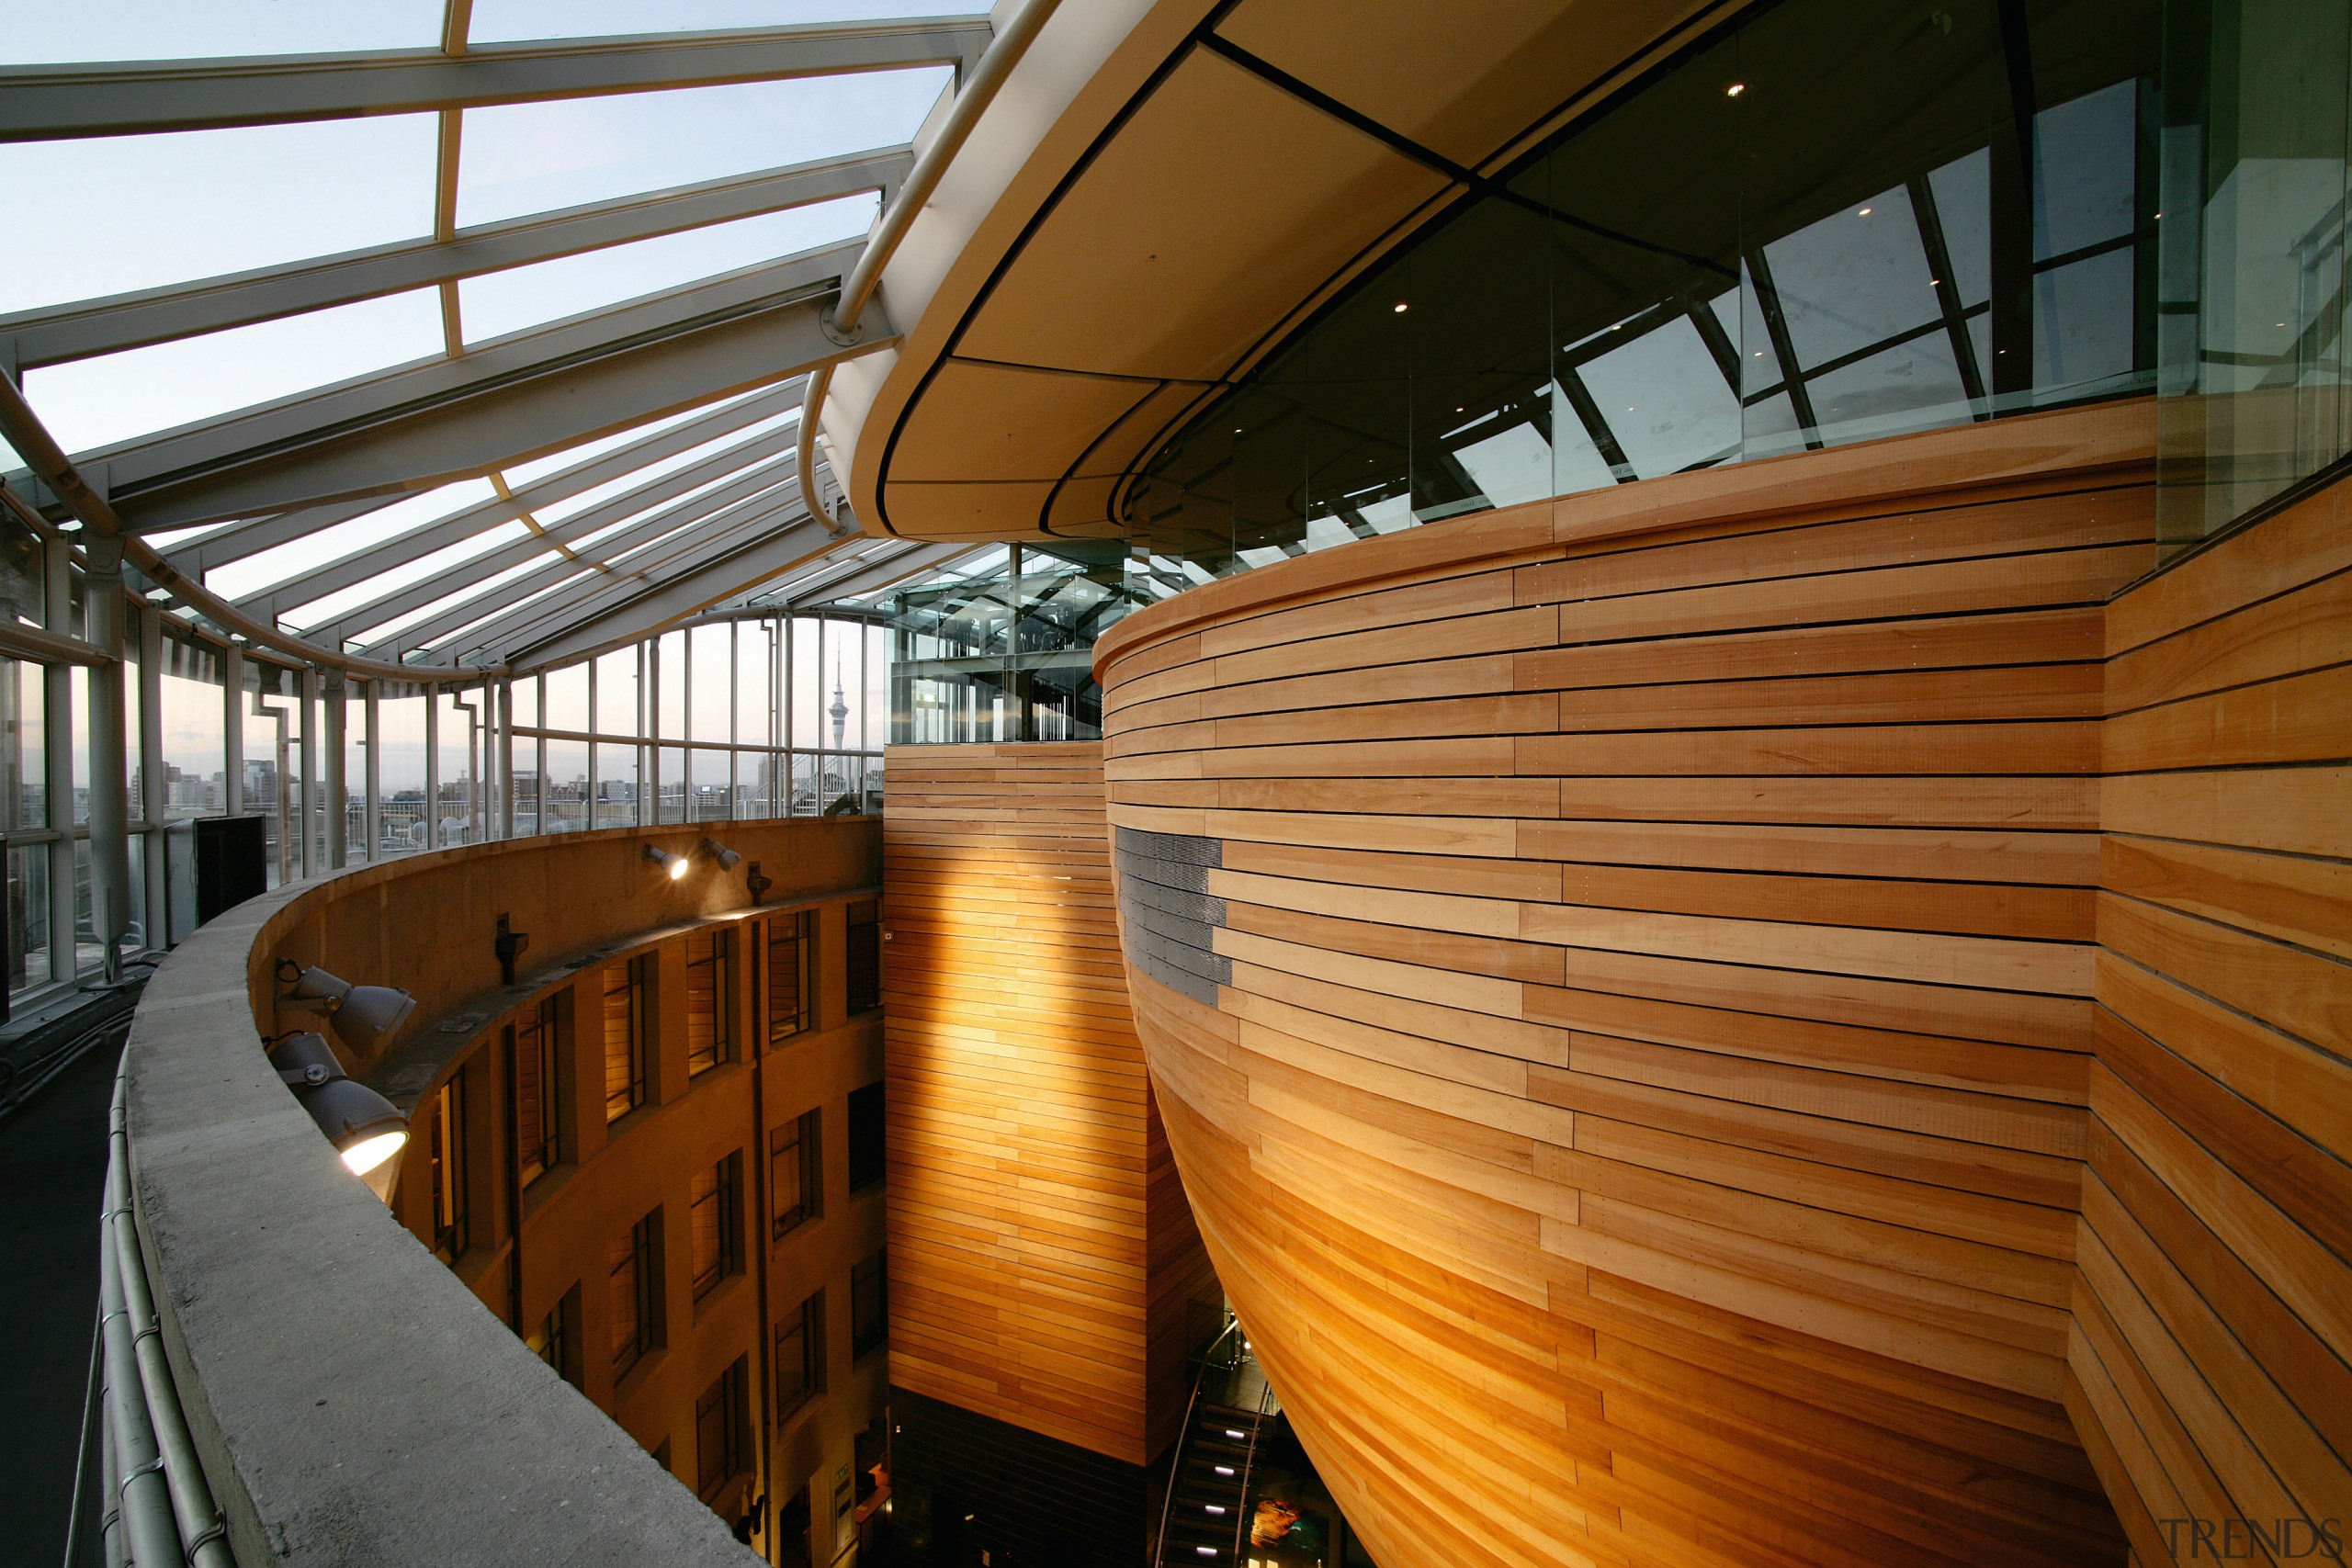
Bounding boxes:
797 0 1066 528
1149 1316 1243 1568
98 1150 186 1568
107 1067 237 1567
99 1377 125 1568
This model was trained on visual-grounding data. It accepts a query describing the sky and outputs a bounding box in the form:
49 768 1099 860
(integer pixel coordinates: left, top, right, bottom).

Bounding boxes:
0 1 972 655
5 67 947 455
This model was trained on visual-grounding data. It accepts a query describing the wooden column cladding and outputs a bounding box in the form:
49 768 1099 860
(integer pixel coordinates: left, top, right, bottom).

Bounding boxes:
1095 403 2172 1568
2078 478 2352 1562
882 742 1219 1465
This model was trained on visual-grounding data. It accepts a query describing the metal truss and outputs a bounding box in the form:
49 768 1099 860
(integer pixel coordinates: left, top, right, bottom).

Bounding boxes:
0 17 989 140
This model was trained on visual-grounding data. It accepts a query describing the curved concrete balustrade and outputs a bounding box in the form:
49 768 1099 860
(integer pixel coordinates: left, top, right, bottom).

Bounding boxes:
121 819 876 1567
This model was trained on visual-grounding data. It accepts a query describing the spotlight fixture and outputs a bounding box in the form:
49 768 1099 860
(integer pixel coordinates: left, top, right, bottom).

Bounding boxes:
276 959 418 1054
699 838 743 872
745 862 774 904
267 1032 409 1174
643 844 691 881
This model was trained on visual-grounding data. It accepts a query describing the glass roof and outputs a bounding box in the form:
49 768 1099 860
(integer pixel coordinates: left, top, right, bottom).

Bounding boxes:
455 73 944 227
470 1 989 44
0 2 442 65
28 290 447 454
0 117 439 311
0 0 989 674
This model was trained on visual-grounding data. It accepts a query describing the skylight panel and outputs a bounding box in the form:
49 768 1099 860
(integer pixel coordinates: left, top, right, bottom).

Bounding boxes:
459 197 877 343
280 522 536 634
498 390 773 488
402 571 581 652
23 289 445 456
468 1 989 40
535 413 798 526
1578 316 1742 481
203 479 499 603
456 71 950 228
368 548 567 650
2 0 439 64
0 118 437 316
1761 187 1942 371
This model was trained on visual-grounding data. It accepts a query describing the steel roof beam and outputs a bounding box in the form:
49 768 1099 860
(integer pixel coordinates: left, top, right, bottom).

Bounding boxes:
158 495 399 577
242 420 797 624
57 238 889 532
164 380 804 576
787 540 975 606
298 449 800 644
352 461 813 657
0 17 989 141
421 485 820 661
503 512 845 671
440 482 822 657
2 151 912 367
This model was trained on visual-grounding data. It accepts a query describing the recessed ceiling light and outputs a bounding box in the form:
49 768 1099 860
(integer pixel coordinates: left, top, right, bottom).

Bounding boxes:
1393 301 1408 312
1858 206 1873 216
1726 82 1746 96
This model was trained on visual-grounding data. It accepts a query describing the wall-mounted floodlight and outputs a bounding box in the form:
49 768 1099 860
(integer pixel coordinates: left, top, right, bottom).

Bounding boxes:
700 838 742 872
267 1032 409 1174
276 960 418 1055
643 844 690 881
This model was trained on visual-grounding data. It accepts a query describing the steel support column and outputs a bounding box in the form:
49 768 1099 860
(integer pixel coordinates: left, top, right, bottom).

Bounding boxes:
323 669 347 870
83 537 131 976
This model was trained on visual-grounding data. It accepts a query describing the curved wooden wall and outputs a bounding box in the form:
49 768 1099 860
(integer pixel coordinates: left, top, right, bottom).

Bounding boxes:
1095 405 2158 1568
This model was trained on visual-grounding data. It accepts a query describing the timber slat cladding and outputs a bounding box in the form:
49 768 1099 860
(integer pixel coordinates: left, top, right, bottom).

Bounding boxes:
1098 409 2164 1568
2078 476 2352 1567
882 743 1218 1466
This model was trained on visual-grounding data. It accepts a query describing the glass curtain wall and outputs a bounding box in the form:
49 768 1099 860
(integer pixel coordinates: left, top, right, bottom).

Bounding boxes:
2155 0 2352 548
880 543 1146 744
1135 0 2162 571
0 514 888 1012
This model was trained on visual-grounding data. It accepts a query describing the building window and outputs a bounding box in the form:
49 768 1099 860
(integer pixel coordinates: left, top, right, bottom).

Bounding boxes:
610 1209 660 1378
603 955 647 1122
850 1252 886 1359
427 1074 467 1259
765 910 812 1044
526 1287 579 1390
689 1152 741 1300
769 1108 823 1239
844 898 880 1015
775 1289 825 1418
847 1081 884 1192
695 1358 750 1504
511 996 560 1186
685 927 732 1076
